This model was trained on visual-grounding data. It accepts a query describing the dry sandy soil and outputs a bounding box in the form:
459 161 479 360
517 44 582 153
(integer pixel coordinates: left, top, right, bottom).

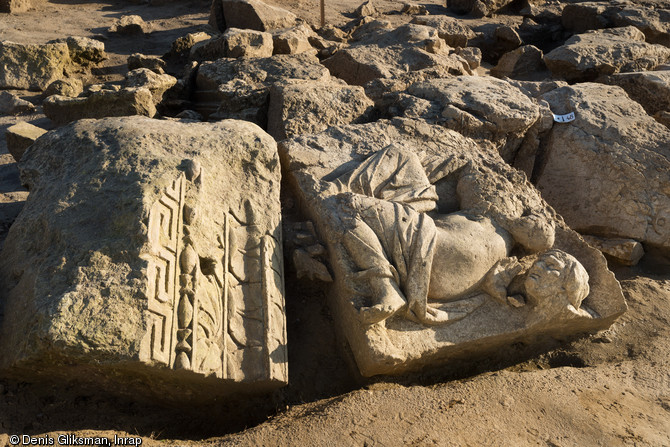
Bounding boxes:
0 1 669 446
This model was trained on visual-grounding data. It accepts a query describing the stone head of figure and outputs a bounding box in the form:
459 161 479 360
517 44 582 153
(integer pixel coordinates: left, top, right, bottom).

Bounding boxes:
524 249 590 309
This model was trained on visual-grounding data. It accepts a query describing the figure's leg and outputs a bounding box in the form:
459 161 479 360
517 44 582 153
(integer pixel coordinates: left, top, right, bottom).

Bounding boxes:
343 220 407 324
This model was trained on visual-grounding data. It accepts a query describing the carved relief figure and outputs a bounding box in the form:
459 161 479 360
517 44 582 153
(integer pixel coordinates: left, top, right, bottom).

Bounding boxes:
328 145 590 326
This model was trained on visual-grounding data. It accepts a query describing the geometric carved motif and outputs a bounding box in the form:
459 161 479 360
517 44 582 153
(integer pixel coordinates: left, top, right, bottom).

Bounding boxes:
143 174 185 366
143 172 287 383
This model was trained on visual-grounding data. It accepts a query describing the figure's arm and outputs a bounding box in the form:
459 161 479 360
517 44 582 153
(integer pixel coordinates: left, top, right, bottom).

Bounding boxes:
504 214 555 253
480 257 523 304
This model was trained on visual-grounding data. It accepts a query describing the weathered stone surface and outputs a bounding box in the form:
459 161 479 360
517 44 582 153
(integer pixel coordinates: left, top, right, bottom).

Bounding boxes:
52 36 105 65
0 92 35 115
562 2 670 47
0 117 287 399
4 122 46 162
125 68 177 104
0 41 71 91
409 16 476 48
447 0 514 17
109 15 150 35
43 78 84 98
195 53 331 123
224 27 273 58
601 70 670 117
322 24 471 86
544 27 670 82
533 83 670 253
267 80 373 140
280 117 625 377
582 236 645 266
405 76 542 161
272 24 317 55
209 0 298 33
43 87 156 125
491 45 546 80
128 53 167 74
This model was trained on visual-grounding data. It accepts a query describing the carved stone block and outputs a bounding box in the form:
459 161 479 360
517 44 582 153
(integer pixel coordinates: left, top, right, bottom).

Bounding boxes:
280 118 627 377
0 117 287 399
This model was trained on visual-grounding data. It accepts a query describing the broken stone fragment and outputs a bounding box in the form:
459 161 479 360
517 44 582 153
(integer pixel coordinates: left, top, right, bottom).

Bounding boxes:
582 236 645 267
167 32 213 60
4 122 47 162
109 15 151 35
128 53 167 74
208 0 298 33
189 35 227 61
401 2 428 15
354 0 377 18
280 117 626 377
267 80 374 140
491 45 546 80
0 91 35 115
272 24 317 55
561 2 610 34
410 16 475 48
224 27 274 58
51 36 105 65
455 47 481 69
0 41 71 91
495 25 522 49
43 78 84 98
544 27 670 82
317 24 348 43
125 68 177 105
0 117 287 400
43 87 156 125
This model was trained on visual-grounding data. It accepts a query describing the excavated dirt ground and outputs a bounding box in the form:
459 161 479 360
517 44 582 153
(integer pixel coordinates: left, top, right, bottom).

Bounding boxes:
1 1 670 446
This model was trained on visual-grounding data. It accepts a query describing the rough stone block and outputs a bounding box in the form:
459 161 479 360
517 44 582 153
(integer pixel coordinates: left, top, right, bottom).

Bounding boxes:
43 87 156 125
4 122 46 162
0 41 71 91
0 117 287 400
